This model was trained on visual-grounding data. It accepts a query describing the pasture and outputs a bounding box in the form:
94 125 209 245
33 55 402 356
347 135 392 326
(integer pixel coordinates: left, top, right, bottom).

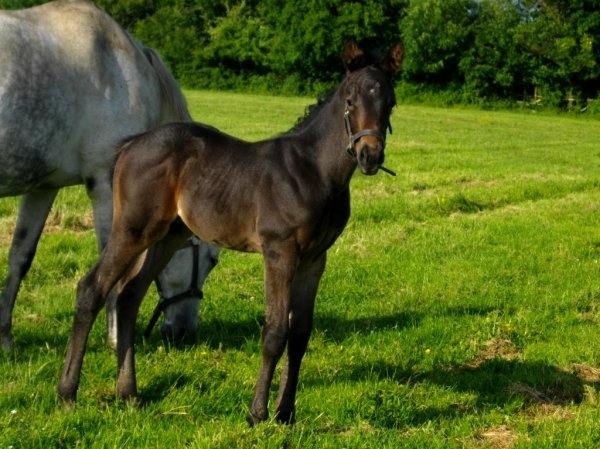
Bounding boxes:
1 90 600 448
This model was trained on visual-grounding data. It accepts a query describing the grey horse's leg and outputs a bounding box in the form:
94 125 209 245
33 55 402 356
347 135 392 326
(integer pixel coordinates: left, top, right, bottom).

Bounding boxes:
83 171 121 349
0 189 58 350
85 173 126 349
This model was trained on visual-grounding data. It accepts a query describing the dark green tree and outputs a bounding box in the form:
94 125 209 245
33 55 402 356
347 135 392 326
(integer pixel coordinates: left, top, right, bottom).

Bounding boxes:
1 0 598 107
400 0 477 86
459 0 535 102
513 0 598 106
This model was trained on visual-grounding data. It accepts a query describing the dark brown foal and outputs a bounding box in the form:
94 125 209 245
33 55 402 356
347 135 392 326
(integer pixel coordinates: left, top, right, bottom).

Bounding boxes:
58 39 404 424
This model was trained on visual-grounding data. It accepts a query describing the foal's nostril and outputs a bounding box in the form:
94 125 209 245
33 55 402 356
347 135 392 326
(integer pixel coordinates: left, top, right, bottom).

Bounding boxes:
359 149 368 163
359 146 383 167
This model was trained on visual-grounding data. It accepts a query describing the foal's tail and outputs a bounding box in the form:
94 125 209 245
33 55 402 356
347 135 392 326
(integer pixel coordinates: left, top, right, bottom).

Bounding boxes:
142 46 193 123
111 134 140 183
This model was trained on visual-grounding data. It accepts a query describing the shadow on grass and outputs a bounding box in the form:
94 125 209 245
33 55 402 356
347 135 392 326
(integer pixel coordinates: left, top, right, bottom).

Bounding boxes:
314 311 422 342
137 371 199 404
324 357 594 429
8 289 497 355
315 304 503 342
137 312 263 352
139 310 426 351
7 305 595 426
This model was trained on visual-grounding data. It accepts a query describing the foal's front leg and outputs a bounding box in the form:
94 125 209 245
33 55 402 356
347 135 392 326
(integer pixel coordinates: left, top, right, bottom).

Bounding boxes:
275 253 326 424
248 240 298 425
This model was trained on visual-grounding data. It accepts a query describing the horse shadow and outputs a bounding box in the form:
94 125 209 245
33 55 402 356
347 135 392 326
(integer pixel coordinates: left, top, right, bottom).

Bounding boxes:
157 303 499 349
17 302 587 421
140 309 425 351
305 304 594 427
135 310 423 405
320 357 594 429
138 304 596 424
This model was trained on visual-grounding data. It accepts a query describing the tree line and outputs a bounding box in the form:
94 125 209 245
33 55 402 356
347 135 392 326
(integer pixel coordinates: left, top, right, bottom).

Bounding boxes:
2 0 599 111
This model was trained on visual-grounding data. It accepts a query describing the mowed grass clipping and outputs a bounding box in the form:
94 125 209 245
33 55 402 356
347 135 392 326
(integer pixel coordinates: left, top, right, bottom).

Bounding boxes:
1 90 599 448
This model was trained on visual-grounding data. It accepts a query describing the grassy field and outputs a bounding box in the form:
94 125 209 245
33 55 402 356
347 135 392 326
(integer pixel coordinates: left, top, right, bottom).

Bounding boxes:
1 90 600 448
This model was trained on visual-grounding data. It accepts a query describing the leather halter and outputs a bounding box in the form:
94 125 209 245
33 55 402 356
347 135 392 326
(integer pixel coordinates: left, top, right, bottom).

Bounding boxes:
344 107 386 157
144 238 204 338
344 106 396 176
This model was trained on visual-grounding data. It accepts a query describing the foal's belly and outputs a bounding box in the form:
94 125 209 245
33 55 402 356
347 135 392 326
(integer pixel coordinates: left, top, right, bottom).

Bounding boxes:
195 230 262 254
177 205 262 254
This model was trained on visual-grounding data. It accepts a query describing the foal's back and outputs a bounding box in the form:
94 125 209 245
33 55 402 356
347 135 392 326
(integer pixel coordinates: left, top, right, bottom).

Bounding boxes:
114 122 343 254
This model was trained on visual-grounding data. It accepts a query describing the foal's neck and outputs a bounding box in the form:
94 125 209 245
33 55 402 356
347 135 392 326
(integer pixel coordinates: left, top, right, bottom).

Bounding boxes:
300 91 357 192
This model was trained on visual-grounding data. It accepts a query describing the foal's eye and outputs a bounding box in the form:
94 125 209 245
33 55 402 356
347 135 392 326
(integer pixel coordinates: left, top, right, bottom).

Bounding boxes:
345 98 354 110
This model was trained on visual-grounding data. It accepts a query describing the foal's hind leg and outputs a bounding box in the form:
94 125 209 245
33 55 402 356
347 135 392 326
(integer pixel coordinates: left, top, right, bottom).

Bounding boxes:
115 223 192 399
58 237 148 403
275 254 326 424
0 189 58 350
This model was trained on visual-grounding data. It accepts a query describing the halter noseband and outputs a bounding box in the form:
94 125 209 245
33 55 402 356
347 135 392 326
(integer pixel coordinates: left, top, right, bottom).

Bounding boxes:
344 106 396 176
144 238 204 338
344 107 386 156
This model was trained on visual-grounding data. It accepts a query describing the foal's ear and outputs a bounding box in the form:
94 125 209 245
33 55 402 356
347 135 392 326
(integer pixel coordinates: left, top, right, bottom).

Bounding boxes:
385 41 404 74
342 39 364 71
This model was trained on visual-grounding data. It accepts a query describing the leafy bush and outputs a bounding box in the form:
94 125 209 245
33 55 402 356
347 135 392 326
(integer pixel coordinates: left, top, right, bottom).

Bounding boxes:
1 0 599 111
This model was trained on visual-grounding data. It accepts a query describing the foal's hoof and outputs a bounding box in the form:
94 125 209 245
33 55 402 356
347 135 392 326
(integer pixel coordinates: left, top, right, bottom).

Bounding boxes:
60 398 76 412
246 410 268 427
1 338 12 352
116 390 139 403
275 407 296 425
1 332 12 351
116 378 138 401
57 390 77 410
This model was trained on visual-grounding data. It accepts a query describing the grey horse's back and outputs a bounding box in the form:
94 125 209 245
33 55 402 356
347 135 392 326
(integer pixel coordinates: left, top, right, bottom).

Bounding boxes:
0 0 170 196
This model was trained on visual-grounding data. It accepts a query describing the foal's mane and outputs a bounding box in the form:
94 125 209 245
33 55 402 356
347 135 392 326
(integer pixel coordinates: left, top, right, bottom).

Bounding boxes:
288 89 337 135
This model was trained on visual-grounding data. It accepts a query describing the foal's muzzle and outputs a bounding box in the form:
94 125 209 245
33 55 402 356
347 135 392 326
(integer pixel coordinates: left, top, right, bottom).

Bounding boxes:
356 142 385 176
344 108 395 176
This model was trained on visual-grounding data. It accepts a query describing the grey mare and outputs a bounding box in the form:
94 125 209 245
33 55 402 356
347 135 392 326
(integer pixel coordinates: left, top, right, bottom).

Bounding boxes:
0 0 218 349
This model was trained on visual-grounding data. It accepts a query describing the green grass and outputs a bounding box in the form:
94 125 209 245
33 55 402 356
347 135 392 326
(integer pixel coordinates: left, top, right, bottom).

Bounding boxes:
1 90 600 448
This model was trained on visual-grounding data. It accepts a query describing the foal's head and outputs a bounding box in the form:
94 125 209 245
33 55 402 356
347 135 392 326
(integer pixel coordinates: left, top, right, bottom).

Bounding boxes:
341 40 404 175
